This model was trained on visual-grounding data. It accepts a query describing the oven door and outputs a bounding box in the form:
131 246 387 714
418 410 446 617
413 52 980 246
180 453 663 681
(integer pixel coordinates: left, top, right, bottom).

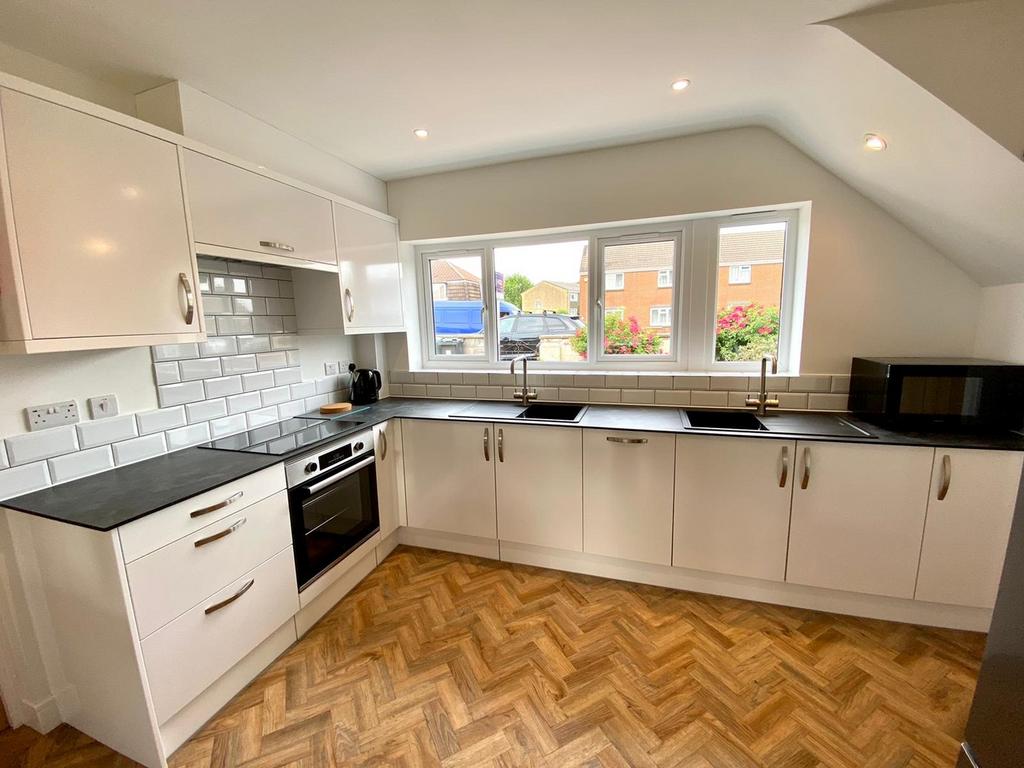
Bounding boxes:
289 453 379 591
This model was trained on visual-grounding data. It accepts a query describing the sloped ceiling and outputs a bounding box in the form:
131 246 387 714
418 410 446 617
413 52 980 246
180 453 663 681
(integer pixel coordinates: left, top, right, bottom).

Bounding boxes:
0 0 1020 284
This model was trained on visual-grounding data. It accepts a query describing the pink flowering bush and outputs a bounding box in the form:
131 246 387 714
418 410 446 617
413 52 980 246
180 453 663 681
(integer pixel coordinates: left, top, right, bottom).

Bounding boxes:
715 303 780 361
570 315 662 358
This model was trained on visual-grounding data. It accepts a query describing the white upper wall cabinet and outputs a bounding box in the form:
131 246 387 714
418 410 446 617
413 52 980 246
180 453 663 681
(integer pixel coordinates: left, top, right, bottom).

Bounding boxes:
184 149 337 268
335 202 404 334
0 88 203 352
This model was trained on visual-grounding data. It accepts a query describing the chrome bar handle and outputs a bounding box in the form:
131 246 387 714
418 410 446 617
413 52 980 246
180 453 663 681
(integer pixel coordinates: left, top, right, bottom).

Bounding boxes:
379 429 388 461
800 447 811 490
259 241 295 252
194 517 246 548
483 427 490 461
497 428 504 463
606 436 648 445
190 490 243 519
779 445 789 488
179 272 195 324
204 579 254 615
938 454 952 500
344 288 355 322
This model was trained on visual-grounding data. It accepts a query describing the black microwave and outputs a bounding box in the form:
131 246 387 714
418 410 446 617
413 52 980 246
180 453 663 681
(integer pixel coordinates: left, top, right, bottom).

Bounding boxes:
849 357 1024 431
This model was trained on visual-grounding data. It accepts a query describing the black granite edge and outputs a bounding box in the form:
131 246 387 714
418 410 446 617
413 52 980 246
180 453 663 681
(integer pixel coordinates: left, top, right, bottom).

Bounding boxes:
1 448 283 532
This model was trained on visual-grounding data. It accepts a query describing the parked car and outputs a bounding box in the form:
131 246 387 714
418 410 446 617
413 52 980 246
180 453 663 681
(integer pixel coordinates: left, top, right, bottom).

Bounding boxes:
434 300 520 354
499 313 584 359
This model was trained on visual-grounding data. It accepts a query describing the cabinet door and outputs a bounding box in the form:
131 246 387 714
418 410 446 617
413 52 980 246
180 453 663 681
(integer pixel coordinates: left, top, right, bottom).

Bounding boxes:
674 436 795 581
1 89 198 339
496 425 583 551
374 420 404 539
584 430 674 565
403 419 496 538
916 449 1023 608
335 203 404 333
787 441 933 599
184 150 336 264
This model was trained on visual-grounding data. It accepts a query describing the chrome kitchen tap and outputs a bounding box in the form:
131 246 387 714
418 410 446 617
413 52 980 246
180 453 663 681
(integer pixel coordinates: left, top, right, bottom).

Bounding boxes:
746 354 780 416
509 354 537 406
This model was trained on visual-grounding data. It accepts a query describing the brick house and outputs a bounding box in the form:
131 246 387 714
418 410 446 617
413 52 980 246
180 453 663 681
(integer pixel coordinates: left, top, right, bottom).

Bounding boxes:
520 281 580 315
716 224 785 309
578 241 674 333
429 259 481 300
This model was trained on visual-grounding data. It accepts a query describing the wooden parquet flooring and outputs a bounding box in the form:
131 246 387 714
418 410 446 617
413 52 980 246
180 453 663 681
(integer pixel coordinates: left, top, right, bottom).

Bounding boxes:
1 546 986 767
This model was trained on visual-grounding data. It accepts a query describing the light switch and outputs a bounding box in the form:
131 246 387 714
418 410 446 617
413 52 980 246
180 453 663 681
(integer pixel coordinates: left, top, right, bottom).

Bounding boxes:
324 362 339 376
88 394 119 419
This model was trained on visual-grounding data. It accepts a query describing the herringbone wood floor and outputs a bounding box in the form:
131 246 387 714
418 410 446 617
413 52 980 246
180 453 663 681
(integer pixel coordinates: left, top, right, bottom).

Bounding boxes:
1 546 985 767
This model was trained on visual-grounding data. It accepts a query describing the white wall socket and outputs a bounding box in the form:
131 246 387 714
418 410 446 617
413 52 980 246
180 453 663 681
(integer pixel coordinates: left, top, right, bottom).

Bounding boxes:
88 394 119 419
324 362 339 376
27 400 79 431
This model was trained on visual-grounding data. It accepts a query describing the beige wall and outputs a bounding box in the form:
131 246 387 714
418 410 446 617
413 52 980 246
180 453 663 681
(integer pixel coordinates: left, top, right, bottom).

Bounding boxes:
974 283 1024 364
388 127 982 373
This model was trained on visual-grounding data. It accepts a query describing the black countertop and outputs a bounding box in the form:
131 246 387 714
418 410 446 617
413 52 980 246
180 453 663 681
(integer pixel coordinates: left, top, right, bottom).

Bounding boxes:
4 397 1023 532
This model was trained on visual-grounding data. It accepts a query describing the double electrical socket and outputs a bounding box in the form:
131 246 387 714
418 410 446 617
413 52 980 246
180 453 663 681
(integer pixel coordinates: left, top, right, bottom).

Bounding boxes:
324 361 347 376
27 401 79 432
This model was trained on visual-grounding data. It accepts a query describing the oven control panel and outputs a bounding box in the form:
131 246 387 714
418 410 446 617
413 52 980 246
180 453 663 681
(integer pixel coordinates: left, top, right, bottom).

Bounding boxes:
284 428 374 487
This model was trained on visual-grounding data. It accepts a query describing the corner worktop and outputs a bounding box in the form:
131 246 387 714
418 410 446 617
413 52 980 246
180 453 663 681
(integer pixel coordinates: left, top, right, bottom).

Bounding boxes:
4 396 1022 531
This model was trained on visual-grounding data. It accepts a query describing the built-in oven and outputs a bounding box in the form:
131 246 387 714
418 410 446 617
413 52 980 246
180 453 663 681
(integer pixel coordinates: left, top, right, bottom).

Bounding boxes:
285 429 379 592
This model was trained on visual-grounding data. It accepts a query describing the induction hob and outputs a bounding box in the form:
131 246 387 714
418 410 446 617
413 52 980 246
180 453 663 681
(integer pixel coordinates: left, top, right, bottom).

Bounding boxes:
199 416 367 456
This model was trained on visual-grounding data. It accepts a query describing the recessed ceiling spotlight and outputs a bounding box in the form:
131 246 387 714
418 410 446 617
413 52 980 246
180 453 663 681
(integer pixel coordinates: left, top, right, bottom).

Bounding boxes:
413 128 429 139
863 133 887 151
671 79 691 92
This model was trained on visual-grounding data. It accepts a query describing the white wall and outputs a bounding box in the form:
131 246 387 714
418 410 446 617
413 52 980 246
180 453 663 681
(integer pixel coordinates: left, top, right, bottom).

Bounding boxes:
136 81 388 212
387 127 982 374
974 283 1024 363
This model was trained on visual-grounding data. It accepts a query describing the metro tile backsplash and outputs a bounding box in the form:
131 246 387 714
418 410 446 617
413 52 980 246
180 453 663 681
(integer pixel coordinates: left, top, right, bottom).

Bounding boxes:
0 257 352 502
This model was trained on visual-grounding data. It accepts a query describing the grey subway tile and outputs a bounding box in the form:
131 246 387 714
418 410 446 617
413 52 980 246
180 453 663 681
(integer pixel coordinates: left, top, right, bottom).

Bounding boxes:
236 335 272 354
199 336 238 358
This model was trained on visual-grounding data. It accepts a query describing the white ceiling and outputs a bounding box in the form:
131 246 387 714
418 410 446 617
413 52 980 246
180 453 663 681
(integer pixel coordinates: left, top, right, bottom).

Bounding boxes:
0 0 1021 284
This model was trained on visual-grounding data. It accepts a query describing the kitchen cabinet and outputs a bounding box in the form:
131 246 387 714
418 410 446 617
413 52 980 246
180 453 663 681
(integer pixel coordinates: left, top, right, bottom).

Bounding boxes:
496 425 583 551
403 419 497 538
335 202 404 333
673 436 795 581
915 449 1023 608
584 430 674 565
0 88 202 352
183 149 336 267
786 441 934 599
374 420 406 539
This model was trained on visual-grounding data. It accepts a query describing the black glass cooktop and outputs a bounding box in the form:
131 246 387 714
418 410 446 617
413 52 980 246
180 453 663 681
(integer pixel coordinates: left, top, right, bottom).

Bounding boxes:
199 417 367 456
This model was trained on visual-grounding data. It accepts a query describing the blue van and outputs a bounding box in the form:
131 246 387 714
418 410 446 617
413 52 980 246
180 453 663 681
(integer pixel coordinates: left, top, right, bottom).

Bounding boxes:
434 300 519 335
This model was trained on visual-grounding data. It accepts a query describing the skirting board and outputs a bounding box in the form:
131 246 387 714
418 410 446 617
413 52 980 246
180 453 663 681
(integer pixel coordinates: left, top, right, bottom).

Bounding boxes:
377 529 401 561
295 548 378 637
399 527 500 559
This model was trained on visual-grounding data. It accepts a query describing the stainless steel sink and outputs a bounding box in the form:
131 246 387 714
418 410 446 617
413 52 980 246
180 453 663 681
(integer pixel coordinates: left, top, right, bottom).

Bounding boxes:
517 403 587 422
683 410 768 431
449 401 588 423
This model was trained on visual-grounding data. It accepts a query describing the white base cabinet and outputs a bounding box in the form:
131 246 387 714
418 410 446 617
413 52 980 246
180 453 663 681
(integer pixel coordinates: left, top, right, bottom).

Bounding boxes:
674 436 795 581
786 441 934 599
374 419 406 539
915 449 1024 608
584 430 674 565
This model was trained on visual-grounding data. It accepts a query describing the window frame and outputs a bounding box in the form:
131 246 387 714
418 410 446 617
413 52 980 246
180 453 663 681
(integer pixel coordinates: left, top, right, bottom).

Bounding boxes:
605 271 625 291
649 306 672 327
727 264 752 285
657 269 672 288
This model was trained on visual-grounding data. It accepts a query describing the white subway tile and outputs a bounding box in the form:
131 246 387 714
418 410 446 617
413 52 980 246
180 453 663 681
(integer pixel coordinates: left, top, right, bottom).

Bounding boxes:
260 265 291 280
315 375 340 394
153 362 180 385
152 343 198 362
209 414 247 438
488 373 514 386
621 389 655 404
558 388 590 402
157 380 206 408
227 261 263 277
261 386 291 406
789 375 831 393
277 280 294 298
197 256 228 273
690 391 729 407
216 315 253 336
655 390 690 406
136 407 187 435
426 385 451 398
831 375 851 394
273 367 302 386
286 350 301 366
777 393 809 410
461 372 490 385
112 434 166 466
232 296 266 315
589 389 621 403
390 384 405 396
501 386 517 400
5 426 79 466
186 399 228 423
236 335 271 354
266 298 295 315
435 372 463 384
204 375 243 399
710 376 750 391
808 393 849 411
256 351 289 370
252 315 284 334
747 376 790 392
535 387 559 401
0 462 51 500
76 415 138 448
48 446 114 483
178 357 222 381
673 376 710 390
450 385 476 399
282 315 297 332
246 406 280 428
165 422 211 451
472 385 498 399
269 334 299 351
728 392 751 408
413 372 439 384
221 355 258 375
277 400 307 419
201 294 233 314
0 442 7 469
226 391 263 414
199 336 238 358
248 277 280 297
210 275 248 295
608 375 638 389
242 370 276 391
290 382 316 399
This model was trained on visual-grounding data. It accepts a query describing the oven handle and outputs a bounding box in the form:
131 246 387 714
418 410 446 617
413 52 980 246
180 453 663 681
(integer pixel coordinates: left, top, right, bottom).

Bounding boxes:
298 454 376 497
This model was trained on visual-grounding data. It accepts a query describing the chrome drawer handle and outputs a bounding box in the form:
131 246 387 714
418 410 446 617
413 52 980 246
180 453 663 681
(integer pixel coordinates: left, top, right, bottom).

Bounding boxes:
190 490 243 519
204 579 254 615
800 447 811 490
344 288 355 322
497 428 504 463
938 454 952 500
259 241 294 252
606 436 648 445
179 272 195 325
483 428 490 461
779 445 789 488
193 517 246 548
380 429 388 461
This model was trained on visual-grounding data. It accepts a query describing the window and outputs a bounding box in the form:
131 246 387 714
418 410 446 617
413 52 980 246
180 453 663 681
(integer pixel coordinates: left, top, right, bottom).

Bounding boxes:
728 264 752 284
418 207 804 372
650 307 671 327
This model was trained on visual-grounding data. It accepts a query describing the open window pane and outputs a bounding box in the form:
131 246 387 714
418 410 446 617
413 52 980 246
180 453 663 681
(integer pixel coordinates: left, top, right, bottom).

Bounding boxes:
596 239 676 357
493 240 587 362
428 253 485 357
714 222 786 362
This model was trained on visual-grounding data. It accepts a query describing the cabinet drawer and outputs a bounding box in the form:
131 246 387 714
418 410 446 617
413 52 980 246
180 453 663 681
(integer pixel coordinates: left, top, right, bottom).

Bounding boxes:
119 465 285 563
184 150 336 264
127 491 292 638
142 546 298 724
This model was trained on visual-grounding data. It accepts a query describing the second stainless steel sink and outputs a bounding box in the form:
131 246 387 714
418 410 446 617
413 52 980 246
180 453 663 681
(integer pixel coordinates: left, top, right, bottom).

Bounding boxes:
517 403 587 422
683 410 768 431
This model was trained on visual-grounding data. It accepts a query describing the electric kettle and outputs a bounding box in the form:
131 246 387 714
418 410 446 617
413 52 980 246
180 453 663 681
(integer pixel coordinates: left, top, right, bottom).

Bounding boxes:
349 364 382 405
